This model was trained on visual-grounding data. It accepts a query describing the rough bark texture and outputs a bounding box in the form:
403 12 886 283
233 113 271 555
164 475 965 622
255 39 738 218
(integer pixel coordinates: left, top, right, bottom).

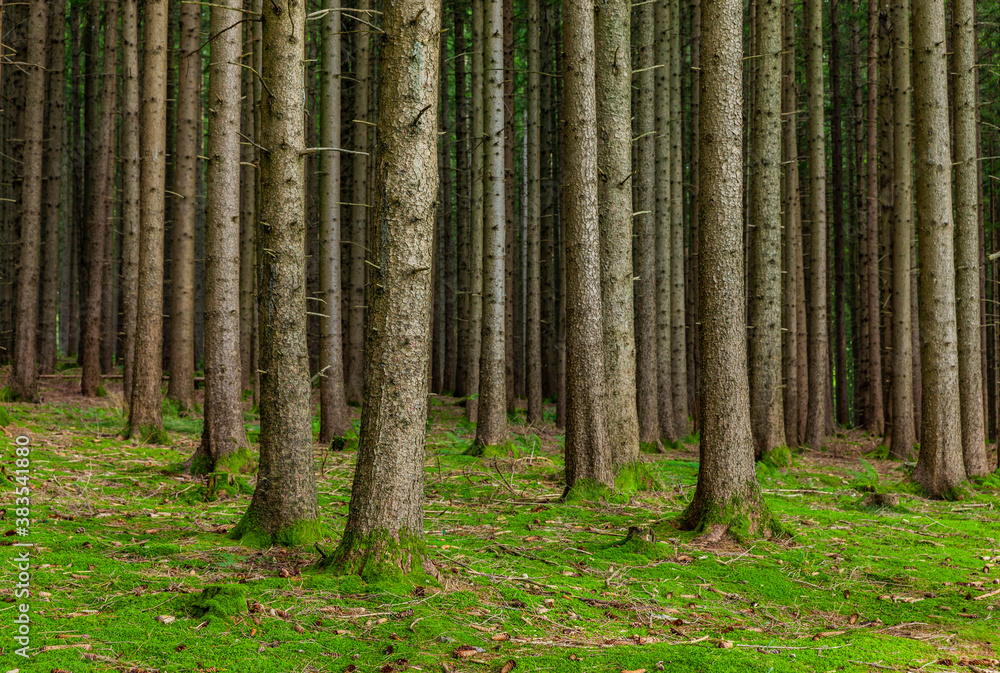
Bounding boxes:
465 0 484 422
9 0 47 401
689 0 702 432
596 0 640 467
129 0 169 441
750 0 786 458
830 0 848 427
890 0 915 459
328 0 440 579
189 0 251 475
804 0 829 450
911 0 968 498
669 0 689 434
502 0 515 414
239 12 257 394
682 0 774 537
865 0 884 435
230 0 320 547
952 0 988 477
168 0 201 411
525 0 542 426
80 0 118 399
781 0 801 446
39 0 65 375
877 1 893 434
121 0 141 403
634 0 660 445
563 0 612 492
473 0 508 449
454 0 470 399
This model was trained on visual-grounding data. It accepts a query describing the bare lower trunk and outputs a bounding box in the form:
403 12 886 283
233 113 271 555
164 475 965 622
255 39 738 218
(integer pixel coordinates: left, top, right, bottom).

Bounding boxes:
121 0 141 403
781 0 801 446
830 0 848 427
865 0 884 435
454 0 470 399
465 0 485 422
239 15 256 393
669 0 688 434
525 0 542 426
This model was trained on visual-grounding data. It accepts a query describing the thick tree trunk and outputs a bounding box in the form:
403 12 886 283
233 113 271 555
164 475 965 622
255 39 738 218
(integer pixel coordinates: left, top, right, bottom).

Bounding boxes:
346 0 370 406
465 0 485 421
781 0 801 446
472 0 509 450
889 0 915 459
326 0 440 578
167 1 200 411
682 0 775 537
634 0 660 446
865 0 884 435
80 0 118 399
230 0 320 547
128 0 169 442
749 0 786 458
9 0 47 401
121 0 141 404
804 0 829 450
952 0 987 477
188 0 252 474
38 0 65 375
911 0 968 497
525 0 542 426
670 0 689 434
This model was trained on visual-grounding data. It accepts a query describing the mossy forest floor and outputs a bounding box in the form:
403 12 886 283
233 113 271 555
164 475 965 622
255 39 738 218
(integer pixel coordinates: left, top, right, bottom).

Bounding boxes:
2 375 1000 673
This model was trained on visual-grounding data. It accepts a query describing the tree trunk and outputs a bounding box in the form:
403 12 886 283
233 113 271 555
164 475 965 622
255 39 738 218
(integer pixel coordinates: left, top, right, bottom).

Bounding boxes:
670 0 689 435
634 0 660 445
454 0 470 399
781 0 801 446
682 0 775 537
239 11 257 394
346 0 370 406
326 0 440 578
865 0 884 435
525 0 542 426
804 0 829 450
952 0 987 477
877 0 893 432
121 0 141 404
473 0 509 450
128 0 170 442
503 0 515 414
38 0 65 375
188 0 252 474
689 0 702 432
889 0 915 459
595 0 640 468
167 0 200 411
9 0 47 401
465 0 485 422
441 36 456 394
911 0 968 497
80 0 118 399
229 0 320 546
830 0 848 427
654 0 675 442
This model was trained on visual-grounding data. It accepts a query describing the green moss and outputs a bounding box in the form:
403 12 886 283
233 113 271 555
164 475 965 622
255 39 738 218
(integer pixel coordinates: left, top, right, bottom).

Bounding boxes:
599 526 668 561
95 384 108 398
0 387 15 402
126 423 171 445
562 478 617 503
679 489 785 543
190 445 254 476
638 440 662 454
614 461 662 492
463 440 522 458
319 528 435 586
761 445 794 469
228 508 322 548
0 405 10 427
329 435 358 452
190 584 249 621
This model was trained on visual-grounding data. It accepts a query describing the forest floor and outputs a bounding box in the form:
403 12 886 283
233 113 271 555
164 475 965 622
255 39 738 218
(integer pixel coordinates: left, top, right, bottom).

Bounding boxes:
2 375 1000 673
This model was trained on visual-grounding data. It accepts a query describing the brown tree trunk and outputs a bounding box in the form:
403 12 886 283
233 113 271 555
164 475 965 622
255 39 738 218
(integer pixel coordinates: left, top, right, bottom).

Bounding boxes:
128 0 169 442
230 0 320 546
682 0 775 537
878 0 893 432
911 0 968 497
121 0 141 404
239 11 256 394
465 0 485 421
454 0 471 399
326 0 440 578
503 0 515 414
831 0 848 427
781 0 801 446
670 0 689 434
525 0 542 425
689 0 702 432
865 0 884 435
655 0 675 442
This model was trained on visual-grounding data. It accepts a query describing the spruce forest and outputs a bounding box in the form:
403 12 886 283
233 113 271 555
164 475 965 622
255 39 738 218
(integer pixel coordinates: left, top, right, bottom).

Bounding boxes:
2 0 1000 670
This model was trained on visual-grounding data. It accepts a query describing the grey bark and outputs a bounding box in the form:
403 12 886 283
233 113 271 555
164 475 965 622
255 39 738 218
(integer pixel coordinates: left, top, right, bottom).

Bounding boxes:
121 0 141 403
465 0 485 422
525 0 542 426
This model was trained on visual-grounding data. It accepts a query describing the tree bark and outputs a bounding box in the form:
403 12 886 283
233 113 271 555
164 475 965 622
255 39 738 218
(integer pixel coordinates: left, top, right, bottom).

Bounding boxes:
865 0 884 435
503 0 515 414
327 0 440 578
128 0 170 442
689 0 702 432
525 0 542 426
472 0 509 450
952 0 988 477
911 0 968 497
121 0 141 404
804 0 829 450
454 0 470 399
830 0 848 427
669 0 689 434
239 11 257 394
682 0 775 537
596 0 640 467
781 0 801 446
230 0 320 547
465 0 485 422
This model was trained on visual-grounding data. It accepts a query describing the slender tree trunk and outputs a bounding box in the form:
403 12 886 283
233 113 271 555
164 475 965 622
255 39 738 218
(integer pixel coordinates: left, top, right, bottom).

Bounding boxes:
525 0 543 425
346 0 370 405
230 0 320 546
128 0 169 441
655 0 675 442
9 0 47 401
952 0 987 476
441 36 456 394
878 0 893 432
465 0 485 421
38 0 65 375
889 0 915 459
804 0 829 449
781 0 801 445
910 0 967 496
830 0 848 426
454 0 470 399
63 4 82 361
472 0 508 449
167 0 200 410
503 0 515 414
80 0 118 398
750 0 786 458
689 0 702 432
865 0 884 435
635 0 660 445
596 0 640 467
682 0 775 537
239 12 256 394
121 0 140 404
669 0 688 434
850 0 865 428
190 0 251 473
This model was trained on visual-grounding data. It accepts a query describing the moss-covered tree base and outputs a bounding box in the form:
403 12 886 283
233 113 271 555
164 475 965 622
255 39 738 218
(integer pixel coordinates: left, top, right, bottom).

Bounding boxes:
463 441 522 459
191 584 249 621
228 509 322 548
639 440 665 454
615 461 662 492
188 445 254 476
603 526 668 560
318 529 439 585
126 424 171 445
679 491 784 544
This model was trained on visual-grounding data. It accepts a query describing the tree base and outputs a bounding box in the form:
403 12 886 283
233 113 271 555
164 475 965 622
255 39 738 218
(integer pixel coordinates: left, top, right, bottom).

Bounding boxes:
615 461 662 492
463 441 521 458
188 445 254 476
126 424 170 445
228 508 322 548
318 529 439 585
679 490 783 544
